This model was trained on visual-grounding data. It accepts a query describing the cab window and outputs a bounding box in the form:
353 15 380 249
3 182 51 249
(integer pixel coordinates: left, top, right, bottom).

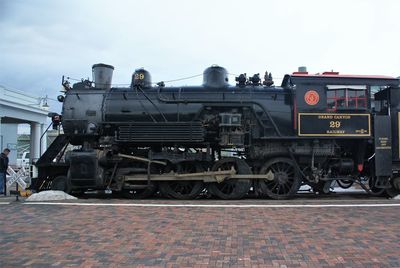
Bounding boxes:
326 85 367 111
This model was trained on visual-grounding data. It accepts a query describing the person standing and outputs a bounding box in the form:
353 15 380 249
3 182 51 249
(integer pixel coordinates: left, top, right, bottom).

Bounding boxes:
0 148 10 196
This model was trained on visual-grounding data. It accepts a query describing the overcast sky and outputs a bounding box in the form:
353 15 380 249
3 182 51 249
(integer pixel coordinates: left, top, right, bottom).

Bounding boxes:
1 0 400 113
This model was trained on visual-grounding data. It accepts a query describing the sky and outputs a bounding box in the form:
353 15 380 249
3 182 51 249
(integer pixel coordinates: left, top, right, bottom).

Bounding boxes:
1 0 400 115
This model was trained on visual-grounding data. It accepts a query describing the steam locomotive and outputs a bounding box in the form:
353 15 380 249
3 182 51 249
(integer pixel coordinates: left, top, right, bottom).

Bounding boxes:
31 64 400 199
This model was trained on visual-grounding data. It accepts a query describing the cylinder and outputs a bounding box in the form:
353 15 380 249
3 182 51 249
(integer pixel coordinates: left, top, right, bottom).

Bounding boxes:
92 63 114 90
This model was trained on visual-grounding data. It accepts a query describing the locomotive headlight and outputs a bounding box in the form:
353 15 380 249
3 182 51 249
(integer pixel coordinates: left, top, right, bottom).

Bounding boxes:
57 95 65 102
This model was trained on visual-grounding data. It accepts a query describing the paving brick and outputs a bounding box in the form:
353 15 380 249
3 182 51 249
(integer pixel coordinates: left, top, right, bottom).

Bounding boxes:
0 200 399 267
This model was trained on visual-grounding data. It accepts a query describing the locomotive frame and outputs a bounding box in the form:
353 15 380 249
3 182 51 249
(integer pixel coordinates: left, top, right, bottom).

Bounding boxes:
31 64 400 200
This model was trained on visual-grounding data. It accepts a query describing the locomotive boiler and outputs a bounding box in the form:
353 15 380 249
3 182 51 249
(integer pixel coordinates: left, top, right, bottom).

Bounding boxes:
32 64 400 199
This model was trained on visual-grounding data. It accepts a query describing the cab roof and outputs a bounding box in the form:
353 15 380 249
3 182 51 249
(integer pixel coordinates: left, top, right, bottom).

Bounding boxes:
291 71 397 80
284 71 399 87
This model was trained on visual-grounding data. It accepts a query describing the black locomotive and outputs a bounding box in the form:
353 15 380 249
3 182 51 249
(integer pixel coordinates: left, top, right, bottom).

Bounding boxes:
31 64 400 199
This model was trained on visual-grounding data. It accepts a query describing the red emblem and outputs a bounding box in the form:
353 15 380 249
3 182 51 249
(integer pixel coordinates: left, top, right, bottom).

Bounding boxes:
304 90 319 105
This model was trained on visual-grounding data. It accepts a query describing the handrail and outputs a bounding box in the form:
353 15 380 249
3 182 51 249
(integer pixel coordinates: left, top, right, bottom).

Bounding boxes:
39 122 53 156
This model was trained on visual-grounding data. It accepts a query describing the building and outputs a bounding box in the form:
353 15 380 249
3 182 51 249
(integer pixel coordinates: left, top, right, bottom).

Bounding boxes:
17 130 60 157
0 85 50 165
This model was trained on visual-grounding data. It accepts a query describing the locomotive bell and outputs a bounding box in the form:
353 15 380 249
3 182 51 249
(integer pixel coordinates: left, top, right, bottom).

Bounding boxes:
131 68 152 88
203 65 229 88
92 63 114 90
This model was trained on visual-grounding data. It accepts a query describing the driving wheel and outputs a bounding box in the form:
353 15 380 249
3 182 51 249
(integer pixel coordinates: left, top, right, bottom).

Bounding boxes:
259 157 301 200
207 157 251 200
159 162 205 199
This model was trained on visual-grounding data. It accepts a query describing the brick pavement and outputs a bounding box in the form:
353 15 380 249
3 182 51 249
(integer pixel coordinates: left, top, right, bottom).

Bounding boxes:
0 200 399 267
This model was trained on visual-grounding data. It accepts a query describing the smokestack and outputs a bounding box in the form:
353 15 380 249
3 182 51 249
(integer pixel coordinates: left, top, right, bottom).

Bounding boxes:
92 63 114 90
